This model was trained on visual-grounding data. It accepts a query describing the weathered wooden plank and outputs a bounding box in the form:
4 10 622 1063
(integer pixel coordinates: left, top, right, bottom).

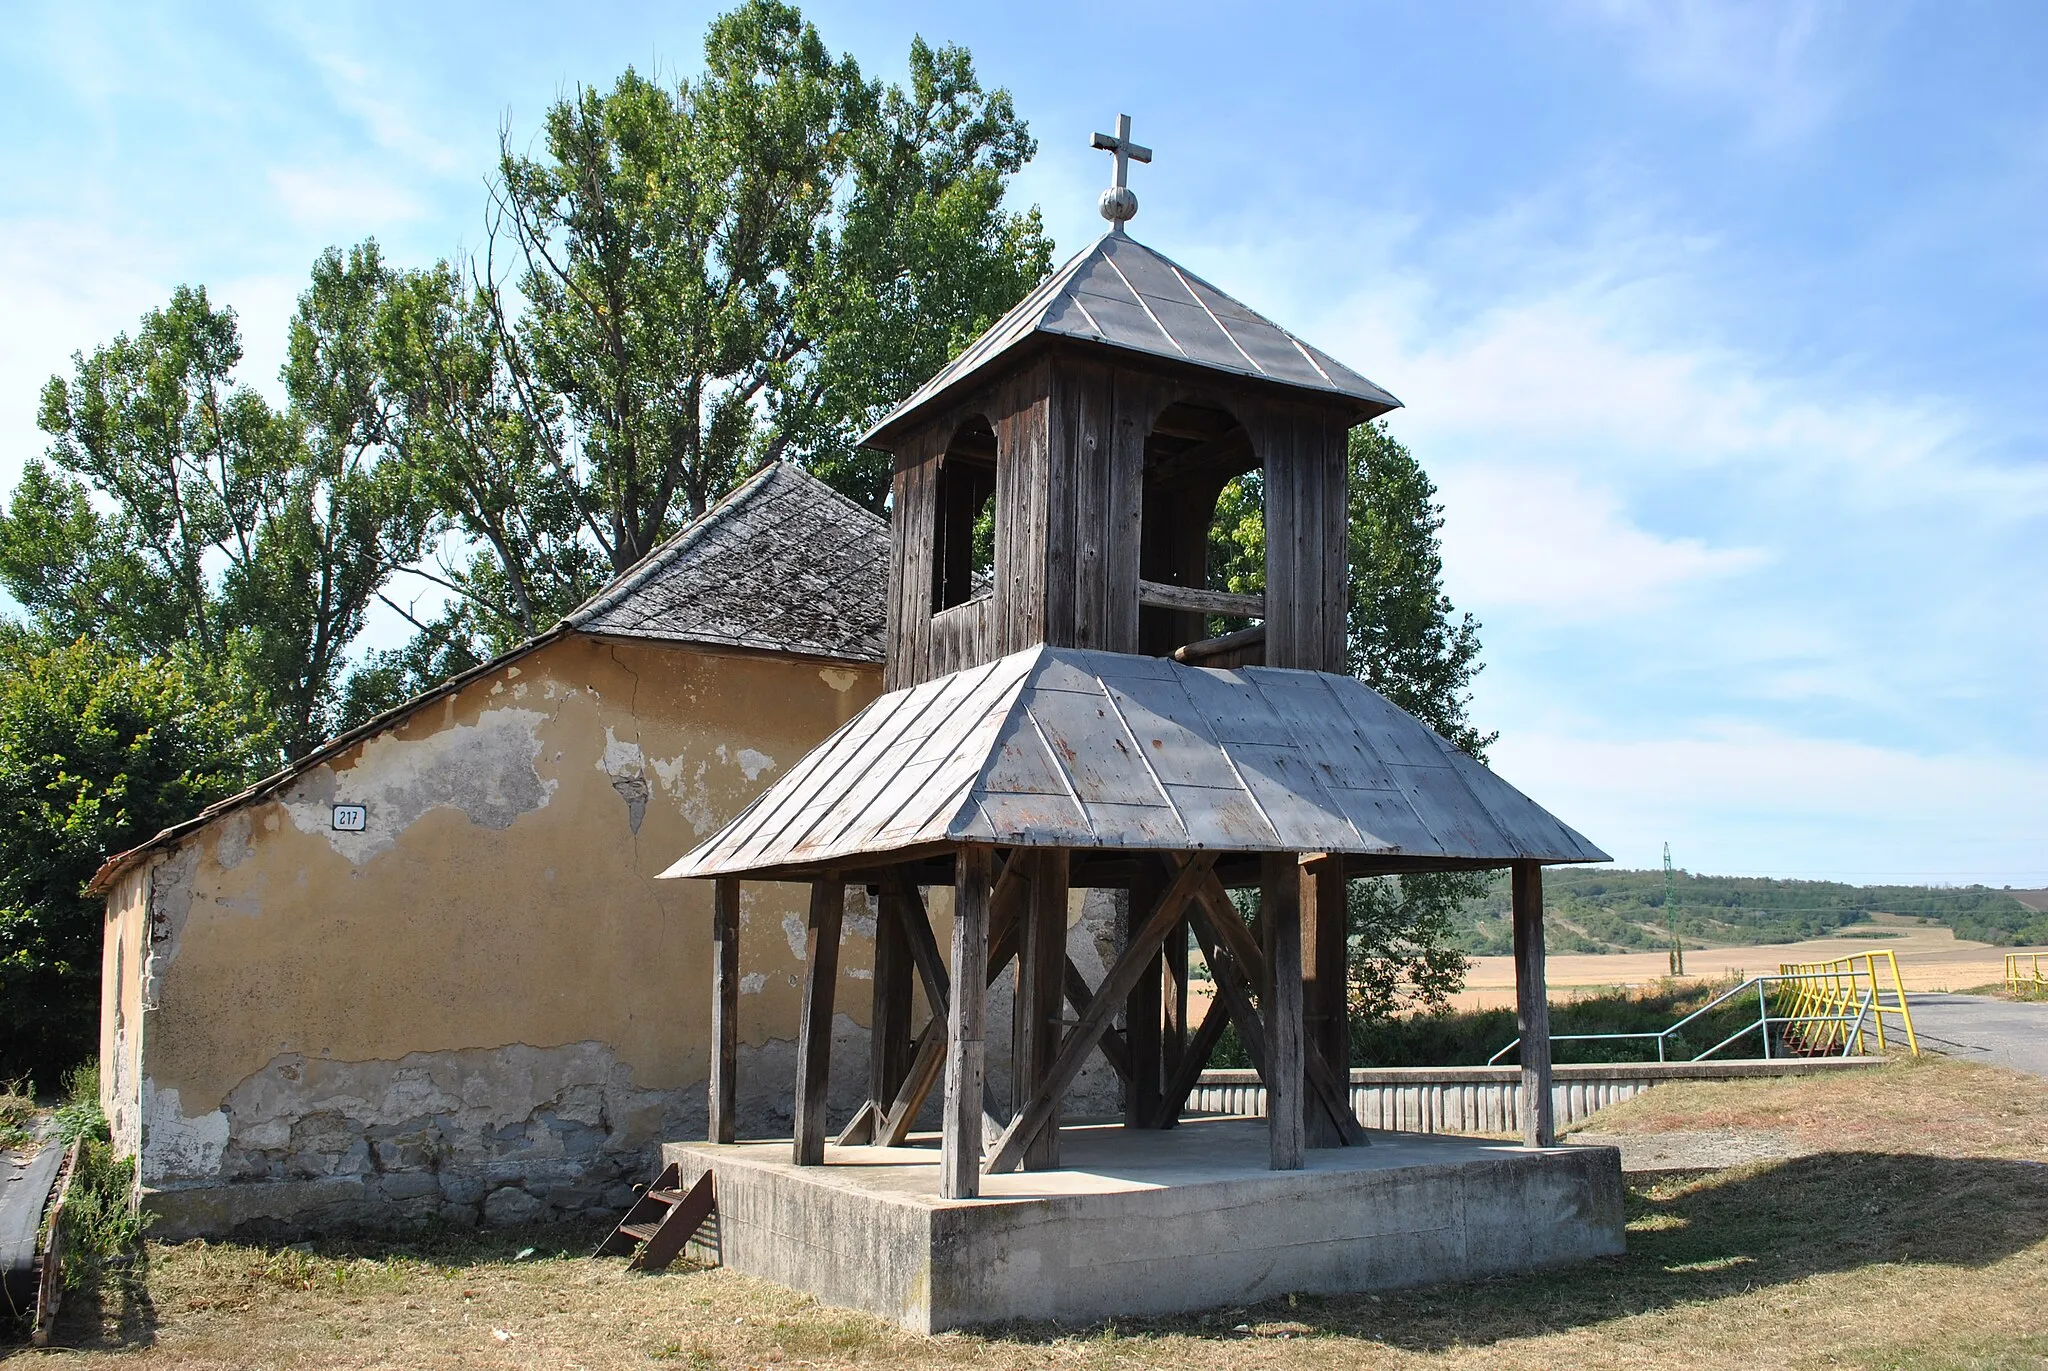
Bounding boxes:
1137 579 1265 618
1124 865 1164 1127
709 877 741 1145
1015 849 1069 1169
1190 866 1366 1147
985 852 1217 1174
877 1019 946 1147
1062 956 1133 1083
1152 991 1232 1128
1304 855 1349 1147
1163 909 1189 1096
888 868 951 1015
1072 363 1113 648
793 876 846 1166
942 846 993 1198
1262 853 1307 1170
870 882 913 1119
1513 861 1555 1148
1319 411 1349 671
1105 371 1144 654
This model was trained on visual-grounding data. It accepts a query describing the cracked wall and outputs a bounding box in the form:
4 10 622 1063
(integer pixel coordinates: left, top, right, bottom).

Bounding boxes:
105 633 891 1236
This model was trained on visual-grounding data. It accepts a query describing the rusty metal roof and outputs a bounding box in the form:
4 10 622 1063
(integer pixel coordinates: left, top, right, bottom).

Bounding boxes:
661 645 1606 879
859 232 1402 446
567 461 889 662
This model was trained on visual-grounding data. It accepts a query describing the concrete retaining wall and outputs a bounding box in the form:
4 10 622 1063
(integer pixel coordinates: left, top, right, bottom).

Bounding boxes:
1187 1057 1885 1135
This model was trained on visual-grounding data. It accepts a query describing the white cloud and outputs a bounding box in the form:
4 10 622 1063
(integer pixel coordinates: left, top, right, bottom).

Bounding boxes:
1434 463 1766 621
1565 0 1861 147
0 217 171 488
269 167 425 230
1494 722 2048 884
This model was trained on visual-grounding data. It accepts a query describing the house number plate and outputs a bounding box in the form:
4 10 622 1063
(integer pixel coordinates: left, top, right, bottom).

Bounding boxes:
332 804 367 832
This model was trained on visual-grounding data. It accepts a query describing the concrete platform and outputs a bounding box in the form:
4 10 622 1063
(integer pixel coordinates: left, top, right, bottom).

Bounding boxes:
662 1118 1626 1332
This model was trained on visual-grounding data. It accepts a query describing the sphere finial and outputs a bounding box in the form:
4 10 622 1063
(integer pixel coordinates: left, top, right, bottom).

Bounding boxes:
1089 115 1152 235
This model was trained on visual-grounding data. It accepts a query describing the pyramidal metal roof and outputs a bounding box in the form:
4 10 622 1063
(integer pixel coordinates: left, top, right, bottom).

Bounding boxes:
860 232 1402 445
565 461 889 662
661 644 1606 879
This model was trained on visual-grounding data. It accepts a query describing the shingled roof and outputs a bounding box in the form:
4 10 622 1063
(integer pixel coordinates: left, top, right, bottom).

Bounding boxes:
662 644 1607 880
862 231 1402 445
88 461 887 895
567 461 889 663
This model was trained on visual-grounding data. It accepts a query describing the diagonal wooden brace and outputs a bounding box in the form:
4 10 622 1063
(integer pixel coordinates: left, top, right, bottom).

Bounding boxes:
873 850 1037 1149
1187 870 1368 1147
1151 992 1235 1128
985 853 1217 1174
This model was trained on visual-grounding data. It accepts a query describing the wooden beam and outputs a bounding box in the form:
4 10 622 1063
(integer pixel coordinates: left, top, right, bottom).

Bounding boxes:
887 867 951 1014
1152 992 1233 1129
1164 910 1190 1092
1123 866 1164 1127
709 877 741 1145
1188 867 1365 1146
793 875 846 1167
1513 861 1556 1149
1303 855 1349 1148
942 846 993 1198
1063 957 1132 1084
1014 850 1069 1169
876 1020 946 1147
985 853 1216 1174
1137 578 1264 619
867 882 914 1134
1262 853 1306 1170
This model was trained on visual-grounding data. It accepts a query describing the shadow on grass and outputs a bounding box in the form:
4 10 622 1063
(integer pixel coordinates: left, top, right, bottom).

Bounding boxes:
983 1152 2048 1351
34 1218 615 1353
35 1260 159 1352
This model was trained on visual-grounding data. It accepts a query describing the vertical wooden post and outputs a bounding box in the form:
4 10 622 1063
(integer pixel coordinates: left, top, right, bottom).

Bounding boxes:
1123 868 1164 1128
710 877 741 1145
793 874 846 1167
1014 850 1069 1168
1512 861 1555 1148
1262 853 1306 1170
942 846 992 1198
1163 915 1189 1108
871 884 913 1118
1302 856 1350 1146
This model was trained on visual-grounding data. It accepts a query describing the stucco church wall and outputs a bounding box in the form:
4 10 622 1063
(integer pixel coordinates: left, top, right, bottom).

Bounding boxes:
104 633 900 1236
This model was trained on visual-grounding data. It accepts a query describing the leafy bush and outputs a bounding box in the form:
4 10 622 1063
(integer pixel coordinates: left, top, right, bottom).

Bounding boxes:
0 629 261 1082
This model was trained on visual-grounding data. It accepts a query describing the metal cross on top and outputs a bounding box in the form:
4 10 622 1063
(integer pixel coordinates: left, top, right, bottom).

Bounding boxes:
1091 114 1152 233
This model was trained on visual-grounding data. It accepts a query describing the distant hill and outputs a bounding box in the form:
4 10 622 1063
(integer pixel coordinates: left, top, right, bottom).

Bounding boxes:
1451 869 2048 957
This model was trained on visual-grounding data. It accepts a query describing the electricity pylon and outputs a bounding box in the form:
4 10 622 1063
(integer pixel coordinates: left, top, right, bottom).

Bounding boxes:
1664 842 1686 976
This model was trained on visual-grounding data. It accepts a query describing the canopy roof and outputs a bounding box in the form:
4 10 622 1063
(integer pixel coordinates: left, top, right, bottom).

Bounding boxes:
860 232 1401 446
662 644 1606 880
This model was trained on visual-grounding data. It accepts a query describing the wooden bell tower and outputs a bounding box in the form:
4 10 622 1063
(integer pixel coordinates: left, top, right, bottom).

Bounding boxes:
861 118 1401 691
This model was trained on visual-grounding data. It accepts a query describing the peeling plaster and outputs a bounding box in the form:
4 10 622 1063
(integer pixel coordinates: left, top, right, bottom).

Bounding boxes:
598 727 651 834
280 707 556 863
216 812 254 870
818 667 861 693
142 1082 231 1183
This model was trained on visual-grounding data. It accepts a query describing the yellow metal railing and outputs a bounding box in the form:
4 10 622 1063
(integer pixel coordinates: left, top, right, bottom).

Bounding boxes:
2007 952 2047 994
1776 950 1919 1056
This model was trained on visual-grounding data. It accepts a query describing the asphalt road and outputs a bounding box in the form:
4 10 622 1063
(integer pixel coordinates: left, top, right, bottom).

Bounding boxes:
1905 993 2048 1079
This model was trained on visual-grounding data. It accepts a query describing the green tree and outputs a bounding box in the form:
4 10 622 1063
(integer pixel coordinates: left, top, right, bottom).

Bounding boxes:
478 0 1048 577
0 629 262 1081
14 253 434 759
1209 420 1490 1023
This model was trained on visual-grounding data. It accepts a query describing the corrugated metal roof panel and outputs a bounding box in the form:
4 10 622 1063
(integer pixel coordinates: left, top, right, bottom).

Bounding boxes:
659 644 1608 878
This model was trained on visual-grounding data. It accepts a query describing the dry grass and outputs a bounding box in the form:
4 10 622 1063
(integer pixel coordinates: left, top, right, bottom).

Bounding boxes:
28 1057 2048 1370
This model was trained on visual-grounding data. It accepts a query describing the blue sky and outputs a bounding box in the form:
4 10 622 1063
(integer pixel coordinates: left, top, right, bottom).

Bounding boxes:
2 1 2043 884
